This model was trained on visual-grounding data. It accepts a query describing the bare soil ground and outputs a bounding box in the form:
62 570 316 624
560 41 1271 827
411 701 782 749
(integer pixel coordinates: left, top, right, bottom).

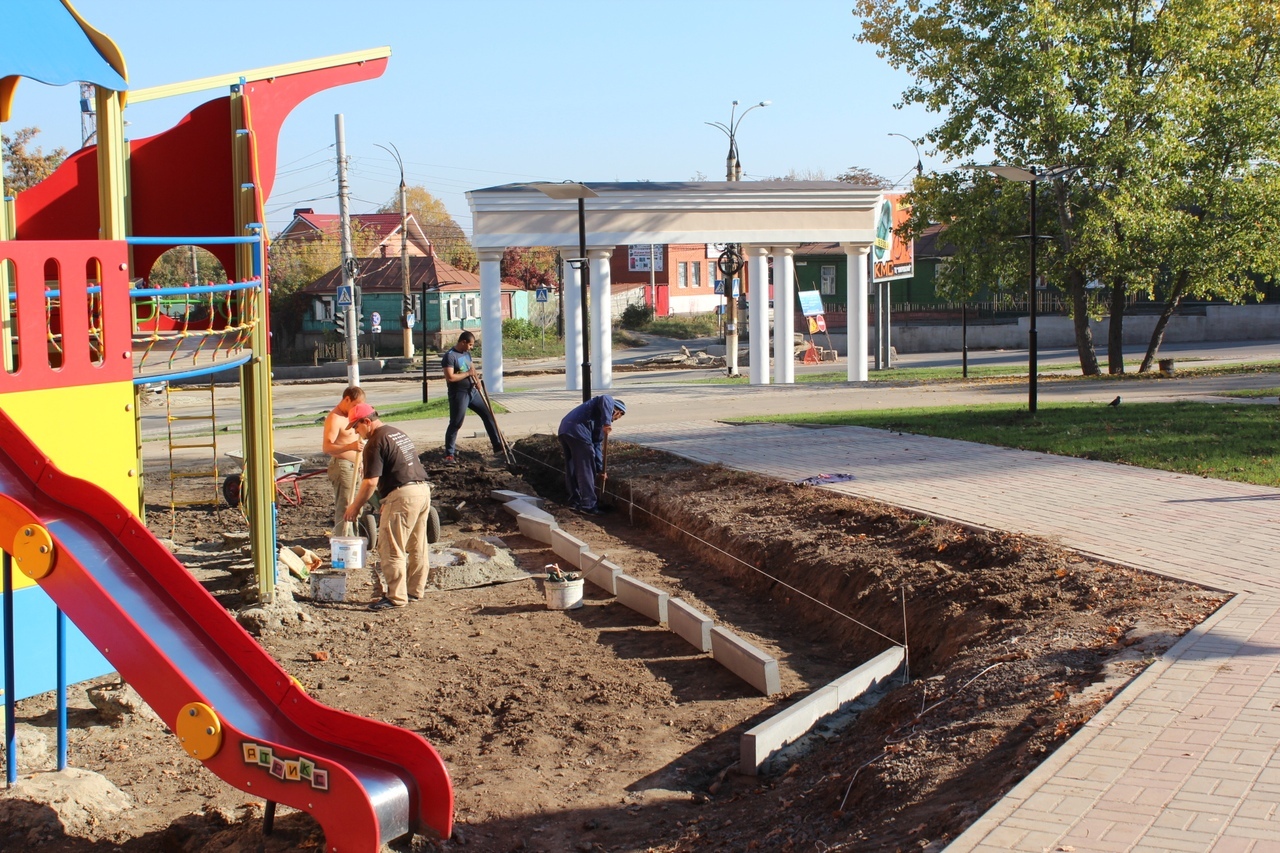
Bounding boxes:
0 434 1226 852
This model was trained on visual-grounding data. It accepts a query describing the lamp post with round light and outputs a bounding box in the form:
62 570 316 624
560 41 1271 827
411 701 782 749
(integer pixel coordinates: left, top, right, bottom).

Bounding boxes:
535 181 598 402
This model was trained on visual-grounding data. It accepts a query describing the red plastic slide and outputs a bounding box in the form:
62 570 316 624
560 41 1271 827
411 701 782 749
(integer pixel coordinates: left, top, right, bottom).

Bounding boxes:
0 409 452 851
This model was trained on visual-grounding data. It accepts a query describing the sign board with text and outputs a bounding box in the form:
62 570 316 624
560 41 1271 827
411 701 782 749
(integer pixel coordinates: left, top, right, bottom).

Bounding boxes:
627 245 664 272
872 193 915 282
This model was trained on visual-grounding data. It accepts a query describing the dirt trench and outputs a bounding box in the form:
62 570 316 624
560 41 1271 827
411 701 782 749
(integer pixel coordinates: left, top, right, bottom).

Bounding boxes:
0 434 1226 853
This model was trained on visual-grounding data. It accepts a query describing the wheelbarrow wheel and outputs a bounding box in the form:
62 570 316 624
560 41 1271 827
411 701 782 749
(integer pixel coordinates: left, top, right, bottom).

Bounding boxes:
222 473 242 508
427 505 441 545
361 512 378 553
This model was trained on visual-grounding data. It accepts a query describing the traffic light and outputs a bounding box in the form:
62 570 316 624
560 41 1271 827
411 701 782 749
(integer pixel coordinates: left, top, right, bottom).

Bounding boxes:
334 308 347 336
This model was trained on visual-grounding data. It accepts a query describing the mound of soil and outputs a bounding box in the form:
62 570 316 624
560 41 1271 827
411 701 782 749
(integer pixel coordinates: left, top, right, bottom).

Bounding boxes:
0 435 1225 852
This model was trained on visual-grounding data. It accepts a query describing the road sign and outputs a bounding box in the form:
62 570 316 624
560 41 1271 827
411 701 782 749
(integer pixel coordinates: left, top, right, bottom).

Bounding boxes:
405 312 416 328
336 285 353 308
536 287 549 303
370 311 381 327
714 280 724 294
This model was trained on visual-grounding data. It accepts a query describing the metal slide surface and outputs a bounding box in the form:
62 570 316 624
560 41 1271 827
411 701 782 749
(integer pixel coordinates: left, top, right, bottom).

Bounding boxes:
0 411 452 851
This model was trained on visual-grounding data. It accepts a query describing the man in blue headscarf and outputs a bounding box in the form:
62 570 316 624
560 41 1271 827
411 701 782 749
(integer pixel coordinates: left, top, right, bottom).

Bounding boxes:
557 395 626 515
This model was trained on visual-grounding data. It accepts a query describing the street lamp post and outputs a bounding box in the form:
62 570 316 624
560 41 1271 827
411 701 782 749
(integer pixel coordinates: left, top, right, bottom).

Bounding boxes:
887 132 923 178
706 99 770 376
375 142 414 361
981 164 1077 414
534 182 599 403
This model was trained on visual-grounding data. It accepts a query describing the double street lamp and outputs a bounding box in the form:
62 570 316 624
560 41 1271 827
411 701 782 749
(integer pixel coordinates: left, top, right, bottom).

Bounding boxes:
707 99 769 377
534 181 598 402
981 164 1078 414
706 99 771 181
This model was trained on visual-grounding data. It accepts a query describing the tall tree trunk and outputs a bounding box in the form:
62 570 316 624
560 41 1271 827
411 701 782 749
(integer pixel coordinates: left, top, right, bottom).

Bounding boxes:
1107 277 1126 374
1066 273 1100 375
1139 271 1188 373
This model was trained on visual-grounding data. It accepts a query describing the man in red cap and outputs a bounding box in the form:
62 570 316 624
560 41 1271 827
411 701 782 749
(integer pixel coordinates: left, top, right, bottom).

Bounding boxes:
343 403 431 611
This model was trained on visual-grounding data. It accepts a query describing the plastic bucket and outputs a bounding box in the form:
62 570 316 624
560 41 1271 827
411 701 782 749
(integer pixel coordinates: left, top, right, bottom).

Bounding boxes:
545 578 584 611
310 570 347 602
330 536 365 570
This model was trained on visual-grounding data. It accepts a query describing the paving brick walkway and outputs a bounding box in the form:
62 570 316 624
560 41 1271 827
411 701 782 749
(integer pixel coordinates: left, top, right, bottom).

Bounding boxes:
625 420 1280 853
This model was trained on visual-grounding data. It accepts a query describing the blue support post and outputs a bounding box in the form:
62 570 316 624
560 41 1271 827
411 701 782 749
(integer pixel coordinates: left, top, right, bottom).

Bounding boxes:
56 609 67 770
4 550 16 786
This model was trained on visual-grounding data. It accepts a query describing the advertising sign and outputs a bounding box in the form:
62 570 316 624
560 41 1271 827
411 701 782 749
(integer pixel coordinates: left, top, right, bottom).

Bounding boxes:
627 245 664 272
797 289 825 317
872 193 914 282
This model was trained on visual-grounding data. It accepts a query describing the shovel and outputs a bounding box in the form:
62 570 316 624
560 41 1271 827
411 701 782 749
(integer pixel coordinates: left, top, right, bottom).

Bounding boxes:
477 378 515 466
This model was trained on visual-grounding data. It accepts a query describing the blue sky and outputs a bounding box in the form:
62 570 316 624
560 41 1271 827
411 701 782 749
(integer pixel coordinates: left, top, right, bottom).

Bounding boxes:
8 0 940 237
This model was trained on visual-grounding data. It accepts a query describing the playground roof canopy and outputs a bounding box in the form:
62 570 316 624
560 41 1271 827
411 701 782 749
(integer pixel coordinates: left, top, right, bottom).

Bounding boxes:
1 0 128 121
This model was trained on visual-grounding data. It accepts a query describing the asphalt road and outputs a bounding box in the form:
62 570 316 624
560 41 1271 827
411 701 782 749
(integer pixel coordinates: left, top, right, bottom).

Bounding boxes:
140 337 1279 470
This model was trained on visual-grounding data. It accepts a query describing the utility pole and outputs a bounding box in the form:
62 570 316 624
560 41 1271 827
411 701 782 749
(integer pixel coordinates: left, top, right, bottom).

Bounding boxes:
335 114 360 386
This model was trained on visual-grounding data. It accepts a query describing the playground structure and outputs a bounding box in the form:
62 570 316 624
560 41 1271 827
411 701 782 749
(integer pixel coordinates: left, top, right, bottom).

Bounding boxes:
1 2 453 848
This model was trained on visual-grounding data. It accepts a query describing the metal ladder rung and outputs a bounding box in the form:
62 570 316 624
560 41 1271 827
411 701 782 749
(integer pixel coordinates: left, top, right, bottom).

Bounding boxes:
165 381 224 538
170 498 219 508
170 470 219 480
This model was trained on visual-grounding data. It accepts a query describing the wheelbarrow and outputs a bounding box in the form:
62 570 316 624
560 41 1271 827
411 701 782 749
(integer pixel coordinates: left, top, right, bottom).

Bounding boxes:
222 451 315 508
221 453 439 550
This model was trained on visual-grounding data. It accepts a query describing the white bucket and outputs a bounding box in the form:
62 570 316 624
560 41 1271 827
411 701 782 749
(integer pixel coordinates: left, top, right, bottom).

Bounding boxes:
330 536 365 570
310 570 347 602
545 578 584 611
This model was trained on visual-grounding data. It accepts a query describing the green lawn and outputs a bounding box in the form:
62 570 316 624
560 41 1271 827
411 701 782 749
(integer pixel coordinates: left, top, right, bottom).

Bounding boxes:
736 400 1280 487
684 359 1280 386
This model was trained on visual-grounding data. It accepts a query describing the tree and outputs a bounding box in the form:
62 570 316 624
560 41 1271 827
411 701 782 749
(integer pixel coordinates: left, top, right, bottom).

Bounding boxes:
147 246 227 288
770 167 833 181
2 126 67 193
377 185 476 272
501 247 559 290
267 222 379 348
856 0 1280 375
837 167 894 189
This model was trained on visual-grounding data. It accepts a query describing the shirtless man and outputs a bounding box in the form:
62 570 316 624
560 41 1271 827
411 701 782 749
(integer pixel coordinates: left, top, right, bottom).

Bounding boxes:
322 385 366 536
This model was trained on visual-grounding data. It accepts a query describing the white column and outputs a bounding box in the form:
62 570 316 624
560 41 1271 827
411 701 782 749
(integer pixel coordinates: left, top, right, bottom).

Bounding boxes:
478 249 505 392
773 247 796 384
746 245 771 385
562 247 583 392
589 246 615 390
844 244 871 382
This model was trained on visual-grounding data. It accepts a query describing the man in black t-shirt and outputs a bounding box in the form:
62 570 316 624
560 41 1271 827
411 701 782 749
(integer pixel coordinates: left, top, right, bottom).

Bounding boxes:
344 403 431 611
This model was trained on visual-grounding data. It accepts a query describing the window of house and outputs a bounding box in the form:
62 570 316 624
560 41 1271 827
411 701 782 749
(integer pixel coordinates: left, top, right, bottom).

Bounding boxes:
465 295 480 318
677 262 688 288
691 261 702 289
821 265 837 296
447 297 462 320
317 297 334 321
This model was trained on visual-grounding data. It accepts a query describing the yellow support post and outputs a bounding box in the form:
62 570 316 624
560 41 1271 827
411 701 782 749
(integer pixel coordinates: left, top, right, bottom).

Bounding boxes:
230 85 277 604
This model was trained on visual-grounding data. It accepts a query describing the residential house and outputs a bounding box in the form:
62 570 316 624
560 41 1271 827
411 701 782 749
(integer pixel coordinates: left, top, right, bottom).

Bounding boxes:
300 253 523 352
274 207 432 257
606 243 754 316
